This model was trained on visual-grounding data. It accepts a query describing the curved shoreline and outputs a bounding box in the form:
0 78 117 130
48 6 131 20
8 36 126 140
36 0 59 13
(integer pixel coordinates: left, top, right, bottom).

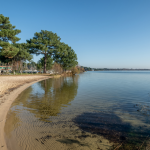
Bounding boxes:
0 76 52 150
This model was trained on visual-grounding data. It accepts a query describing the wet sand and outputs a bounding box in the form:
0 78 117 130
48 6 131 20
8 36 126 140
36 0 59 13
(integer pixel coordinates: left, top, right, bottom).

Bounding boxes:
0 75 52 150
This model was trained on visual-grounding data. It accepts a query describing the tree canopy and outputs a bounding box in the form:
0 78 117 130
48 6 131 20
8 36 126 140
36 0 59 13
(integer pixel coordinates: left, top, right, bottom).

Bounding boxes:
13 43 33 61
0 14 79 75
0 14 21 43
27 30 61 73
0 14 21 59
54 43 78 70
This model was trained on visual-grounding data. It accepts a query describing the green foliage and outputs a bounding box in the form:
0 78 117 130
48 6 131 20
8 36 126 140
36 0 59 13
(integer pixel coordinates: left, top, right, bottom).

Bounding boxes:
25 61 37 70
0 14 21 43
0 42 19 58
54 43 78 70
0 55 10 64
0 15 79 74
13 43 32 61
0 14 21 61
37 61 42 70
30 61 37 67
83 66 92 71
27 30 61 73
37 56 53 70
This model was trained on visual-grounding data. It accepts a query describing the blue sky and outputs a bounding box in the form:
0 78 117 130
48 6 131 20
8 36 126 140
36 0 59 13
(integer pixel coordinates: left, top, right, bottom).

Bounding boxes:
1 0 150 68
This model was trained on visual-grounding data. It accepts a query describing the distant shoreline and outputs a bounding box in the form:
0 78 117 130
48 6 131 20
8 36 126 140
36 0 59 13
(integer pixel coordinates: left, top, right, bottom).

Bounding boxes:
91 69 150 71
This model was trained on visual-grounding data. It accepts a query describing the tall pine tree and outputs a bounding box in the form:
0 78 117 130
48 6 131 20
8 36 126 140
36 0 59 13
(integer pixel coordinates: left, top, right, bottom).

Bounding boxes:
0 14 21 59
54 43 78 71
27 30 61 73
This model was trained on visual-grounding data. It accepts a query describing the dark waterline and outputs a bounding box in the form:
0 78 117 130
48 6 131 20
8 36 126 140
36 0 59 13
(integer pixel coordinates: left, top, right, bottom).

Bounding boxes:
4 71 150 150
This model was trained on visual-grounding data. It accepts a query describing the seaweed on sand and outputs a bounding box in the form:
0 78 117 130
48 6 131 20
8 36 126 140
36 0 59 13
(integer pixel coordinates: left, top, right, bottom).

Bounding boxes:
73 112 150 150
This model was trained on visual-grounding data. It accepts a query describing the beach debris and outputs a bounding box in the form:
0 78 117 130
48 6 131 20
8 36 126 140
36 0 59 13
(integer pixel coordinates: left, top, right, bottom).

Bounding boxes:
35 135 52 145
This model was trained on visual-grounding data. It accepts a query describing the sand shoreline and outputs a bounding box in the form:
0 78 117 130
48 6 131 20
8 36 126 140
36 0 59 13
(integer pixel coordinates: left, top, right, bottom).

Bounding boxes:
0 75 52 150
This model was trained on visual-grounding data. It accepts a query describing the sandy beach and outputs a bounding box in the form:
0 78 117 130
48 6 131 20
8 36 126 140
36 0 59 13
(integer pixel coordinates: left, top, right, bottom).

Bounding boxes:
0 75 52 150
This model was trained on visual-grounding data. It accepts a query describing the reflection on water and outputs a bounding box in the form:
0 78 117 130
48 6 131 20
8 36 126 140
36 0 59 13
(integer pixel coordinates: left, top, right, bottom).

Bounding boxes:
4 72 150 150
20 77 78 122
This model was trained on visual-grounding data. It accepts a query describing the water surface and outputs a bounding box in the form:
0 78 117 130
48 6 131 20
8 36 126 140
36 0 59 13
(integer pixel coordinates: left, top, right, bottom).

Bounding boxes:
5 71 150 150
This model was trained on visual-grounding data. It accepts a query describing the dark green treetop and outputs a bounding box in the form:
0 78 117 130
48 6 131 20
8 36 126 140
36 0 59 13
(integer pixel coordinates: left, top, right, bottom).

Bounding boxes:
0 14 21 43
0 55 11 64
0 43 19 58
54 43 78 70
13 43 33 61
0 14 21 59
27 30 61 73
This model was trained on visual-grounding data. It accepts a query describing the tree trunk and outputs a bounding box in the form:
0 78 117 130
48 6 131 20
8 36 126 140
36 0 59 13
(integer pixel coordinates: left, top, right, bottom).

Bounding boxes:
12 59 15 74
43 54 47 73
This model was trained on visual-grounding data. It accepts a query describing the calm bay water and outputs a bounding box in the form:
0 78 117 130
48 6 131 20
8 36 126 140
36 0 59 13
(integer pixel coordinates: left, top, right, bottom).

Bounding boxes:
4 71 150 150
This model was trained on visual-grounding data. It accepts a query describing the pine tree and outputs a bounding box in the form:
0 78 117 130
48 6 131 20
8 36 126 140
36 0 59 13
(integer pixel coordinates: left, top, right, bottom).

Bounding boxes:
54 43 78 71
27 30 61 73
0 14 21 58
13 43 32 61
37 56 53 71
12 43 33 72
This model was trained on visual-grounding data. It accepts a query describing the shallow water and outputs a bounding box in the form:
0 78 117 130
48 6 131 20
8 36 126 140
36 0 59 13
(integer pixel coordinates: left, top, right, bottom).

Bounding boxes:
4 71 150 150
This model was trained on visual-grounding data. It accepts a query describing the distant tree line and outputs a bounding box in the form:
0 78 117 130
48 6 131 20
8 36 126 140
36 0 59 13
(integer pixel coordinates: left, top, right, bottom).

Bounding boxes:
0 14 78 74
81 67 150 71
81 66 93 71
